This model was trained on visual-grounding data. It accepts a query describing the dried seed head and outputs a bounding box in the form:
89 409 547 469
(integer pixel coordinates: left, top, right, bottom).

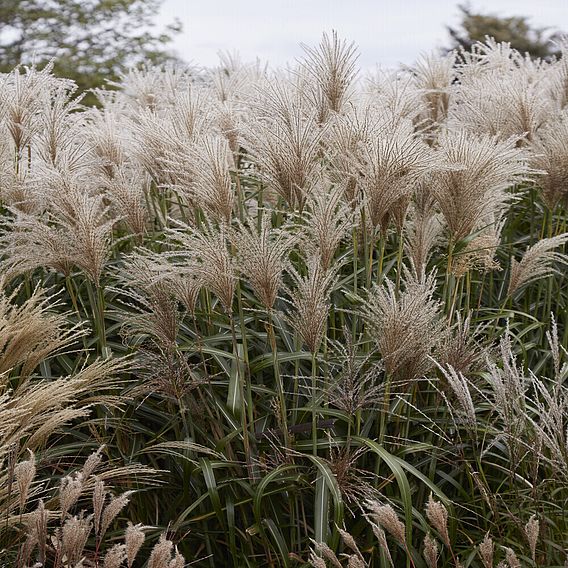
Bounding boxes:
93 478 106 536
432 130 529 243
169 549 186 568
100 491 133 540
299 30 358 122
300 182 355 271
337 527 363 560
434 362 477 432
451 229 502 278
168 219 236 313
524 515 539 561
423 534 439 568
438 312 488 376
347 554 366 568
507 233 568 297
93 479 106 536
355 119 435 235
148 534 174 568
103 167 149 237
233 212 294 310
169 135 235 223
14 449 36 513
285 256 337 353
104 544 127 568
22 498 49 565
411 51 456 137
531 113 568 210
327 330 384 416
81 446 105 479
313 540 342 568
308 550 328 568
505 547 521 568
59 474 84 519
241 81 324 209
360 268 444 381
425 494 450 548
479 533 494 568
61 512 93 566
369 521 393 567
366 501 406 545
125 523 146 568
404 195 443 276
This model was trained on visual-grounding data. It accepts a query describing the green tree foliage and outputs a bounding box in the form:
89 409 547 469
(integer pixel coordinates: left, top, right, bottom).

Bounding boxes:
0 0 181 97
447 3 562 59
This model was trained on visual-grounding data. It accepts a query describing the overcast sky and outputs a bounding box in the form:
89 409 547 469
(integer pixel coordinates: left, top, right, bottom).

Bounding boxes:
157 0 568 70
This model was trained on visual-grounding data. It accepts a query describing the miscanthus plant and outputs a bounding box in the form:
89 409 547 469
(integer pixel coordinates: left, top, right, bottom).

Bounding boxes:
1 32 568 567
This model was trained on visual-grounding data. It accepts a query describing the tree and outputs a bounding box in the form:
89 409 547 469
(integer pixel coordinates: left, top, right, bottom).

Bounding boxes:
446 3 562 60
0 0 181 99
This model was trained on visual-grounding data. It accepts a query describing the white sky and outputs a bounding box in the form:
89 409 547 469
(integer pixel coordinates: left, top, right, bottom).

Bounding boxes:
157 0 568 70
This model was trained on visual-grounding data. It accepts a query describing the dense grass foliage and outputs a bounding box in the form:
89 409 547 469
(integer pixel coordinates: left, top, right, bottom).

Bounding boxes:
1 34 568 567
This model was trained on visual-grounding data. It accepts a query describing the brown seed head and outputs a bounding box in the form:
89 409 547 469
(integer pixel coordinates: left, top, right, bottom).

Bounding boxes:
125 523 146 568
425 494 450 548
366 501 406 545
423 533 439 568
479 533 494 568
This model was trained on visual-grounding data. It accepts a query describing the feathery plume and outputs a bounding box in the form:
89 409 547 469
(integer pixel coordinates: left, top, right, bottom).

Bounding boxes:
93 478 106 537
14 450 36 514
148 534 185 568
168 218 236 313
369 521 393 566
308 550 328 568
423 533 439 568
347 555 366 568
433 130 529 243
148 534 174 568
169 550 186 568
451 68 550 142
327 330 383 415
360 269 444 381
59 474 84 520
435 362 477 432
504 547 521 568
410 51 456 137
425 494 450 548
337 527 364 561
233 212 294 310
103 166 149 237
125 523 146 568
104 544 127 568
355 118 435 235
365 501 406 545
81 446 105 479
299 30 358 122
284 256 337 353
507 233 568 296
300 182 355 270
478 533 494 568
100 491 133 540
61 512 93 566
404 192 443 276
168 135 235 223
242 81 324 209
530 112 568 210
524 515 539 562
451 220 504 278
0 64 54 161
438 313 489 376
313 540 342 568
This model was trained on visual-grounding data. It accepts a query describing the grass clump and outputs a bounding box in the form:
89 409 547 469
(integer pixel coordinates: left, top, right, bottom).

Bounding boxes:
1 32 568 567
